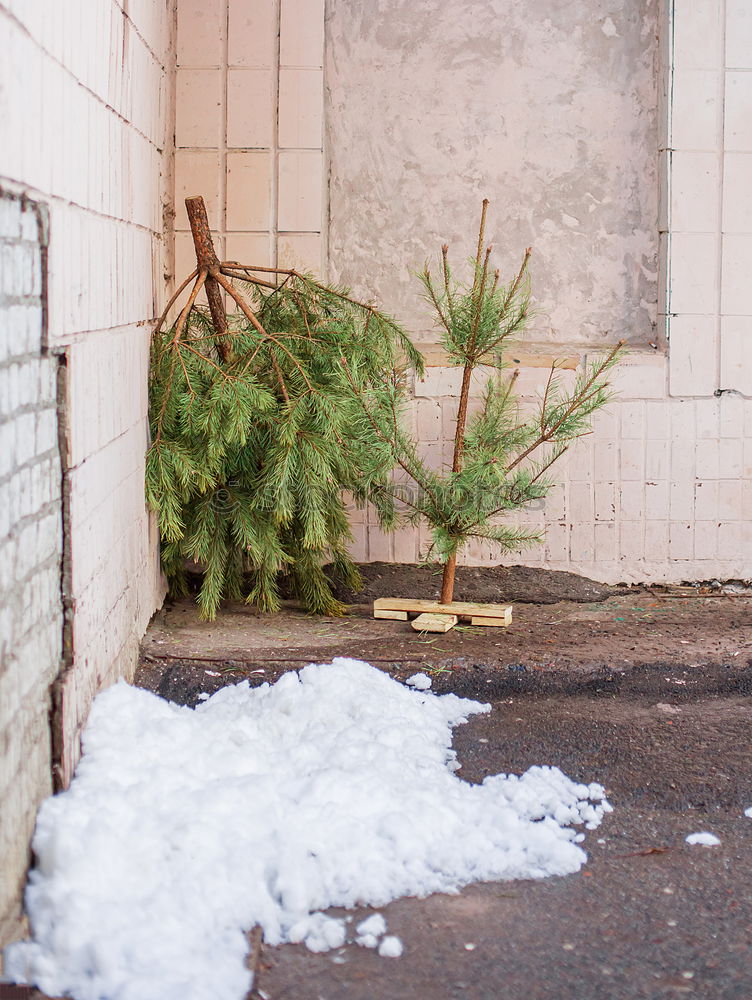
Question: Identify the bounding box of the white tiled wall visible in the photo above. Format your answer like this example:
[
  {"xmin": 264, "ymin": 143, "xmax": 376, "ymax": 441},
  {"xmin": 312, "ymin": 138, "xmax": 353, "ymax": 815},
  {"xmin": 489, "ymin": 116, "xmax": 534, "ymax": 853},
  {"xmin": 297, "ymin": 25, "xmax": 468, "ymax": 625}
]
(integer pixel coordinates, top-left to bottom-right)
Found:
[
  {"xmin": 0, "ymin": 0, "xmax": 171, "ymax": 807},
  {"xmin": 666, "ymin": 0, "xmax": 752, "ymax": 398},
  {"xmin": 174, "ymin": 0, "xmax": 326, "ymax": 287},
  {"xmin": 348, "ymin": 355, "xmax": 752, "ymax": 584},
  {"xmin": 173, "ymin": 0, "xmax": 751, "ymax": 586}
]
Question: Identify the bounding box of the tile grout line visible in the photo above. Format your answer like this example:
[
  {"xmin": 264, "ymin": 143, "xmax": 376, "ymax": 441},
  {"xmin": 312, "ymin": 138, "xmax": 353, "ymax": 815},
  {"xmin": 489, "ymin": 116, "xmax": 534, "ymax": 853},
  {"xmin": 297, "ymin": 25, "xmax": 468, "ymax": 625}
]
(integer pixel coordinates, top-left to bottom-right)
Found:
[
  {"xmin": 714, "ymin": 0, "xmax": 727, "ymax": 393},
  {"xmin": 272, "ymin": 0, "xmax": 282, "ymax": 268},
  {"xmin": 219, "ymin": 0, "xmax": 229, "ymax": 261}
]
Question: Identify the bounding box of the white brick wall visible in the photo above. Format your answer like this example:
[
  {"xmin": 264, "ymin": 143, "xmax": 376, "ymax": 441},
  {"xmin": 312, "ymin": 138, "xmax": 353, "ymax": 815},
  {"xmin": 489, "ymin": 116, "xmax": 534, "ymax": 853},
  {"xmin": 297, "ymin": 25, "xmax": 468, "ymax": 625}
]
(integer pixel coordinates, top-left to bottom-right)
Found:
[
  {"xmin": 0, "ymin": 193, "xmax": 62, "ymax": 949},
  {"xmin": 0, "ymin": 0, "xmax": 172, "ymax": 948}
]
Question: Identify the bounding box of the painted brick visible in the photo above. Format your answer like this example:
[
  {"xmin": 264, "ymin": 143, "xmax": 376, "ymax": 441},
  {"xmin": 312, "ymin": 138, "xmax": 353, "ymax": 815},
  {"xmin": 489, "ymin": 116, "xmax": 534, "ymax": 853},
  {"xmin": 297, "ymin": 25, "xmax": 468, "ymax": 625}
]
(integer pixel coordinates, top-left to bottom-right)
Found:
[
  {"xmin": 717, "ymin": 521, "xmax": 743, "ymax": 559},
  {"xmin": 645, "ymin": 440, "xmax": 670, "ymax": 480},
  {"xmin": 618, "ymin": 521, "xmax": 644, "ymax": 562},
  {"xmin": 227, "ymin": 69, "xmax": 275, "ymax": 148},
  {"xmin": 175, "ymin": 69, "xmax": 222, "ymax": 148},
  {"xmin": 544, "ymin": 522, "xmax": 569, "ymax": 563},
  {"xmin": 644, "ymin": 521, "xmax": 669, "ymax": 562},
  {"xmin": 177, "ymin": 0, "xmax": 224, "ymax": 67},
  {"xmin": 718, "ymin": 481, "xmax": 743, "ymax": 520},
  {"xmin": 228, "ymin": 0, "xmax": 277, "ymax": 68},
  {"xmin": 645, "ymin": 481, "xmax": 669, "ymax": 519},
  {"xmin": 416, "ymin": 400, "xmax": 442, "ymax": 442},
  {"xmin": 278, "ymin": 151, "xmax": 324, "ymax": 232},
  {"xmin": 277, "ymin": 234, "xmax": 322, "ymax": 273},
  {"xmin": 280, "ymin": 0, "xmax": 325, "ymax": 68},
  {"xmin": 694, "ymin": 481, "xmax": 719, "ymax": 520},
  {"xmin": 670, "ymin": 478, "xmax": 695, "ymax": 521},
  {"xmin": 696, "ymin": 439, "xmax": 720, "ymax": 479},
  {"xmin": 594, "ymin": 522, "xmax": 618, "ymax": 563},
  {"xmin": 719, "ymin": 438, "xmax": 744, "ymax": 478},
  {"xmin": 693, "ymin": 521, "xmax": 718, "ymax": 560},
  {"xmin": 226, "ymin": 152, "xmax": 273, "ymax": 231},
  {"xmin": 569, "ymin": 481, "xmax": 593, "ymax": 521},
  {"xmin": 619, "ymin": 440, "xmax": 645, "ymax": 481},
  {"xmin": 593, "ymin": 482, "xmax": 616, "ymax": 521},
  {"xmin": 669, "ymin": 522, "xmax": 694, "ymax": 560},
  {"xmin": 619, "ymin": 482, "xmax": 645, "ymax": 520},
  {"xmin": 279, "ymin": 69, "xmax": 324, "ymax": 149}
]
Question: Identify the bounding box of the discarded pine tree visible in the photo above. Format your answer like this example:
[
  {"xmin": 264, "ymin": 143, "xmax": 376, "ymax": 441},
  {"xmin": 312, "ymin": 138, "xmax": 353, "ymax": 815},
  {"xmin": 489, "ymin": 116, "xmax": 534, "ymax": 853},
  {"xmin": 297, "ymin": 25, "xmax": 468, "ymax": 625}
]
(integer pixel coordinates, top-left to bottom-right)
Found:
[
  {"xmin": 146, "ymin": 196, "xmax": 420, "ymax": 618},
  {"xmin": 344, "ymin": 200, "xmax": 622, "ymax": 606}
]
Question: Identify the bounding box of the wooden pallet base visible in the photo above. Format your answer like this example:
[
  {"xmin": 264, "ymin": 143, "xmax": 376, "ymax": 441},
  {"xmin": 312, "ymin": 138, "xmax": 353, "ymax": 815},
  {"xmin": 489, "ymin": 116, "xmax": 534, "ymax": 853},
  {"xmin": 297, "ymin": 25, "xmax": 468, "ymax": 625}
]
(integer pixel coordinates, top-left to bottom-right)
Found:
[
  {"xmin": 373, "ymin": 597, "xmax": 512, "ymax": 630},
  {"xmin": 411, "ymin": 612, "xmax": 458, "ymax": 633},
  {"xmin": 373, "ymin": 608, "xmax": 409, "ymax": 620}
]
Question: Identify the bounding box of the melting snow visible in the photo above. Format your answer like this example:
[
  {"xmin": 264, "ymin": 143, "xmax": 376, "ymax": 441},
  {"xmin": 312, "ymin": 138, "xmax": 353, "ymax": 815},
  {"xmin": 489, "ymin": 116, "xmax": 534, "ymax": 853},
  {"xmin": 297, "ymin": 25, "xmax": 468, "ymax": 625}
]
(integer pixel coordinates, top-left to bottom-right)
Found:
[
  {"xmin": 5, "ymin": 657, "xmax": 611, "ymax": 1000},
  {"xmin": 377, "ymin": 935, "xmax": 404, "ymax": 958},
  {"xmin": 685, "ymin": 832, "xmax": 721, "ymax": 846}
]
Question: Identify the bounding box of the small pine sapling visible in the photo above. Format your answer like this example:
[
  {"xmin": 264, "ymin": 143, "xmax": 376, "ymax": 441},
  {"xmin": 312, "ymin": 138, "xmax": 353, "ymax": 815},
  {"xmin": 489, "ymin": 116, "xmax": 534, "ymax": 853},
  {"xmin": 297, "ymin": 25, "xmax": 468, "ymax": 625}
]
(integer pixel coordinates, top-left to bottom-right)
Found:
[{"xmin": 345, "ymin": 200, "xmax": 622, "ymax": 605}]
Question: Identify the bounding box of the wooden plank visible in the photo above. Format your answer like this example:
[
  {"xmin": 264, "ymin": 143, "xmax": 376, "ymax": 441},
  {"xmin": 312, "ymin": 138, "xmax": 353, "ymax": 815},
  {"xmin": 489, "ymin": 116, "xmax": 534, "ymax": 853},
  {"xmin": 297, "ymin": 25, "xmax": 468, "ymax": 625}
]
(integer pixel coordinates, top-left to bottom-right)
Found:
[
  {"xmin": 411, "ymin": 613, "xmax": 458, "ymax": 633},
  {"xmin": 470, "ymin": 614, "xmax": 511, "ymax": 627},
  {"xmin": 374, "ymin": 608, "xmax": 409, "ymax": 620},
  {"xmin": 374, "ymin": 597, "xmax": 512, "ymax": 621}
]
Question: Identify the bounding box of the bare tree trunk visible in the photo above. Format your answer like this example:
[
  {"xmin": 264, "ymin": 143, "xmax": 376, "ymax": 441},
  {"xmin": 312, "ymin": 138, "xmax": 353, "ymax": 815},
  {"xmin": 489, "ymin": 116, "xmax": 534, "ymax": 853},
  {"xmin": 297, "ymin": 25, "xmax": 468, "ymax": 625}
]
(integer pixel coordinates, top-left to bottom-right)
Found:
[
  {"xmin": 440, "ymin": 554, "xmax": 456, "ymax": 605},
  {"xmin": 439, "ymin": 361, "xmax": 473, "ymax": 604},
  {"xmin": 184, "ymin": 195, "xmax": 231, "ymax": 361}
]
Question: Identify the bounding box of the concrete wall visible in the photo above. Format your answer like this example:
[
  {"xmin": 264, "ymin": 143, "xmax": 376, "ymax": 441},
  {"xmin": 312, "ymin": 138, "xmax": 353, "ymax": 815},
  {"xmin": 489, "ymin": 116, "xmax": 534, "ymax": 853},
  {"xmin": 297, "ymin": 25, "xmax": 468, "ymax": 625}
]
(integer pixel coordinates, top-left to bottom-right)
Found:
[
  {"xmin": 326, "ymin": 0, "xmax": 659, "ymax": 350},
  {"xmin": 0, "ymin": 0, "xmax": 172, "ymax": 946}
]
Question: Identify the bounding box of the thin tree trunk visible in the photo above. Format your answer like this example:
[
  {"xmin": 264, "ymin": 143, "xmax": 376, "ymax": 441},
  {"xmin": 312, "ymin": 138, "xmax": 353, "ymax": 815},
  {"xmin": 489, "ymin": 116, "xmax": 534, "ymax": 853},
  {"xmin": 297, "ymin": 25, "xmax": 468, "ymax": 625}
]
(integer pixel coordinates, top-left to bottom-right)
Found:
[
  {"xmin": 184, "ymin": 195, "xmax": 231, "ymax": 361},
  {"xmin": 440, "ymin": 553, "xmax": 456, "ymax": 605},
  {"xmin": 440, "ymin": 361, "xmax": 474, "ymax": 604}
]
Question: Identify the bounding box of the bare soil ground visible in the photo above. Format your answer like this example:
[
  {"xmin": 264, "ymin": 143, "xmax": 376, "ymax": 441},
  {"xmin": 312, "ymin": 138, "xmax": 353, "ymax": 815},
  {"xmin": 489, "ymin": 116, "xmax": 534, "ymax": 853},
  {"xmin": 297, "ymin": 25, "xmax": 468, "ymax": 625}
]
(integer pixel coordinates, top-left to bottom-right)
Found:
[{"xmin": 138, "ymin": 580, "xmax": 752, "ymax": 706}]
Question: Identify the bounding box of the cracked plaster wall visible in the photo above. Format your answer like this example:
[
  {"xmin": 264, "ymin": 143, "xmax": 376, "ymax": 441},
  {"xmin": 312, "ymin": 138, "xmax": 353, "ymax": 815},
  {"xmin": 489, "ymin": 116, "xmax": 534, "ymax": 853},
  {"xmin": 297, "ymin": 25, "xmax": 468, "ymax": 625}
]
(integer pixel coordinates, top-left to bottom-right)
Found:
[{"xmin": 326, "ymin": 0, "xmax": 659, "ymax": 349}]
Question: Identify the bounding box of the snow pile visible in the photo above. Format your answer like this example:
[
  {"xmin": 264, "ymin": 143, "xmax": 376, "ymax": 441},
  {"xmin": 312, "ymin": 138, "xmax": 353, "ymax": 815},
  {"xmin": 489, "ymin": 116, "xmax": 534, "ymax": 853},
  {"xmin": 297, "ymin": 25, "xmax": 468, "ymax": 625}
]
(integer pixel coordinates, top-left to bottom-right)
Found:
[
  {"xmin": 355, "ymin": 913, "xmax": 387, "ymax": 948},
  {"xmin": 405, "ymin": 672, "xmax": 432, "ymax": 690},
  {"xmin": 685, "ymin": 832, "xmax": 721, "ymax": 846},
  {"xmin": 353, "ymin": 912, "xmax": 401, "ymax": 955},
  {"xmin": 744, "ymin": 807, "xmax": 752, "ymax": 819},
  {"xmin": 5, "ymin": 657, "xmax": 611, "ymax": 1000}
]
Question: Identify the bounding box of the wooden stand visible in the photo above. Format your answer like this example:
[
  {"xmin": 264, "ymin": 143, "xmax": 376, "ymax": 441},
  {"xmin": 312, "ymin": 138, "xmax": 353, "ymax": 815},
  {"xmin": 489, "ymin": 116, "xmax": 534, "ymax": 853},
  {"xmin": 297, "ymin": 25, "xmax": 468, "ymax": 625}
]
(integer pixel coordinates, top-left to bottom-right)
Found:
[{"xmin": 373, "ymin": 598, "xmax": 512, "ymax": 632}]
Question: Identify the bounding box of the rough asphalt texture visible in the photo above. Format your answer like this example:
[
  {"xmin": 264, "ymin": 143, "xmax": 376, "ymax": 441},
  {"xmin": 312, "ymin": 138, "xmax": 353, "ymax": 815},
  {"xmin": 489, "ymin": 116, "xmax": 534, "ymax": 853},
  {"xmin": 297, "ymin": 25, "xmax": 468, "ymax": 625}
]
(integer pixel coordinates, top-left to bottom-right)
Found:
[
  {"xmin": 133, "ymin": 584, "xmax": 752, "ymax": 1000},
  {"xmin": 252, "ymin": 695, "xmax": 752, "ymax": 1000}
]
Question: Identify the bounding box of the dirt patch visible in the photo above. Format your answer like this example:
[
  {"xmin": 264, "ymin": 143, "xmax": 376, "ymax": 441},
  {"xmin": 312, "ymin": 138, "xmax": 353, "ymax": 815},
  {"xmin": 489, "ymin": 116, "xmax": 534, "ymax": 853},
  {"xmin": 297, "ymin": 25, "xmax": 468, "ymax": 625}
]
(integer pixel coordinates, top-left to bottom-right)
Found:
[
  {"xmin": 137, "ymin": 588, "xmax": 752, "ymax": 708},
  {"xmin": 326, "ymin": 562, "xmax": 629, "ymax": 605}
]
